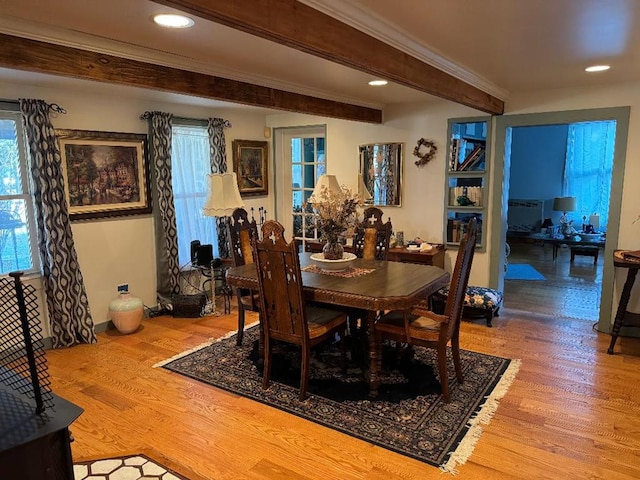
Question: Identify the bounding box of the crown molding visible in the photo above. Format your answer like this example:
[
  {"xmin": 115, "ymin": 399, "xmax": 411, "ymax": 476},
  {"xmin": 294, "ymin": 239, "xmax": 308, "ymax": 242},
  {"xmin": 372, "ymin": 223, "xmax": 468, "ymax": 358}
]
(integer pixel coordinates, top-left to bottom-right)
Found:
[{"xmin": 300, "ymin": 0, "xmax": 508, "ymax": 100}]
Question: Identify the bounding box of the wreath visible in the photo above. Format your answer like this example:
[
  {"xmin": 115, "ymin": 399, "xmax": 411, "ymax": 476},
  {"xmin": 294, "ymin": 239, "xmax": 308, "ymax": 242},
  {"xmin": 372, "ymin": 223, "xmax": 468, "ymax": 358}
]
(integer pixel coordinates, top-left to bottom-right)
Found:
[{"xmin": 412, "ymin": 138, "xmax": 437, "ymax": 167}]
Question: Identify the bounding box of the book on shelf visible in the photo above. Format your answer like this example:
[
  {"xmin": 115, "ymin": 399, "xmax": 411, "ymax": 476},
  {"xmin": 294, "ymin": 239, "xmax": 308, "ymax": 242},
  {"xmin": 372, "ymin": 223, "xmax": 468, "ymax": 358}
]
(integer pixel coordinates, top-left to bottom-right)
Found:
[{"xmin": 458, "ymin": 145, "xmax": 485, "ymax": 171}]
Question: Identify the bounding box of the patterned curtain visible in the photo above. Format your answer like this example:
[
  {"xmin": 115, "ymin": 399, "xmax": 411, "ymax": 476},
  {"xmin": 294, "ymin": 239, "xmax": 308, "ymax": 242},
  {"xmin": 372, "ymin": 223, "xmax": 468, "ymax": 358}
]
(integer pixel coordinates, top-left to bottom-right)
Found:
[
  {"xmin": 142, "ymin": 111, "xmax": 180, "ymax": 295},
  {"xmin": 19, "ymin": 99, "xmax": 96, "ymax": 347},
  {"xmin": 207, "ymin": 118, "xmax": 232, "ymax": 258}
]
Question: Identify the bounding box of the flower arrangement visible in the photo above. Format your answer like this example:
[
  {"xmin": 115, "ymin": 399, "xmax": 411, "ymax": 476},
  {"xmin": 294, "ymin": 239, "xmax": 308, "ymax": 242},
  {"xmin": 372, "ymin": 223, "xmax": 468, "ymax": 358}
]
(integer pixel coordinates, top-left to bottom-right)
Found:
[{"xmin": 306, "ymin": 180, "xmax": 361, "ymax": 259}]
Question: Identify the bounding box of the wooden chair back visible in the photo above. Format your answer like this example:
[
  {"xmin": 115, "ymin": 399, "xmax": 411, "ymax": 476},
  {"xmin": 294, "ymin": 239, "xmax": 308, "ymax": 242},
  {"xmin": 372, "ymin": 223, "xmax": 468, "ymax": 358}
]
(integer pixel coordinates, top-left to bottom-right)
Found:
[
  {"xmin": 443, "ymin": 217, "xmax": 478, "ymax": 339},
  {"xmin": 227, "ymin": 208, "xmax": 258, "ymax": 267},
  {"xmin": 353, "ymin": 207, "xmax": 392, "ymax": 260},
  {"xmin": 253, "ymin": 220, "xmax": 309, "ymax": 345}
]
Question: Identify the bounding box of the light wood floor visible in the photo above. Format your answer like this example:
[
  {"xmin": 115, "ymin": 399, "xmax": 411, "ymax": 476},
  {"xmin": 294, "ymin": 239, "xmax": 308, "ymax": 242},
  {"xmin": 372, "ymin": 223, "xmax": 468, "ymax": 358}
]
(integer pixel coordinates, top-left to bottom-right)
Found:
[
  {"xmin": 45, "ymin": 296, "xmax": 640, "ymax": 480},
  {"xmin": 504, "ymin": 242, "xmax": 603, "ymax": 321}
]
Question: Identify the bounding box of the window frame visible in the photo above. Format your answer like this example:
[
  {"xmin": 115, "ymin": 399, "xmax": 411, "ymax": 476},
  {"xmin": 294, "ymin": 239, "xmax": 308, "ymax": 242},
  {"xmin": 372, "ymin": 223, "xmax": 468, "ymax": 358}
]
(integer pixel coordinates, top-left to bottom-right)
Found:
[{"xmin": 0, "ymin": 108, "xmax": 40, "ymax": 276}]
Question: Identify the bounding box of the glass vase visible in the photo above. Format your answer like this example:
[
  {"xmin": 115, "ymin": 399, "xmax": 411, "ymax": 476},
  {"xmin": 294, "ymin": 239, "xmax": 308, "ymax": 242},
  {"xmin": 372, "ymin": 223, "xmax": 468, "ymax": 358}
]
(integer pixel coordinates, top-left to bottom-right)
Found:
[{"xmin": 323, "ymin": 238, "xmax": 344, "ymax": 260}]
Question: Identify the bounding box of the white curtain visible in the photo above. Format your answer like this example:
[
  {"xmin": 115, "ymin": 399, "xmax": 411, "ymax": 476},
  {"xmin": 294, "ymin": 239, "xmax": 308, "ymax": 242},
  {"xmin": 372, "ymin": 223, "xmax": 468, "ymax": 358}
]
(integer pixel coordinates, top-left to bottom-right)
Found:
[
  {"xmin": 563, "ymin": 121, "xmax": 616, "ymax": 230},
  {"xmin": 172, "ymin": 125, "xmax": 218, "ymax": 266}
]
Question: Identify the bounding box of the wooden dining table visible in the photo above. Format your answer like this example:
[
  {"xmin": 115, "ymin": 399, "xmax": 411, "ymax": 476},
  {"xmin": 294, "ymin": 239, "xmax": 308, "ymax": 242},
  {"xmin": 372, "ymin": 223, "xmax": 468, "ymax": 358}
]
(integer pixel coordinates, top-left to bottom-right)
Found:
[{"xmin": 226, "ymin": 252, "xmax": 450, "ymax": 397}]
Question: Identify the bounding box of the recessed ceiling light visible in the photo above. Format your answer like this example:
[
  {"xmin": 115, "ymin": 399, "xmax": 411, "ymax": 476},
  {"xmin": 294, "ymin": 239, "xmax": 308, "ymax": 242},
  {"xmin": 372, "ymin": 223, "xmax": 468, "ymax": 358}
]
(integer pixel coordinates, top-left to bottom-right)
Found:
[
  {"xmin": 153, "ymin": 14, "xmax": 195, "ymax": 28},
  {"xmin": 585, "ymin": 65, "xmax": 610, "ymax": 72},
  {"xmin": 368, "ymin": 80, "xmax": 388, "ymax": 86}
]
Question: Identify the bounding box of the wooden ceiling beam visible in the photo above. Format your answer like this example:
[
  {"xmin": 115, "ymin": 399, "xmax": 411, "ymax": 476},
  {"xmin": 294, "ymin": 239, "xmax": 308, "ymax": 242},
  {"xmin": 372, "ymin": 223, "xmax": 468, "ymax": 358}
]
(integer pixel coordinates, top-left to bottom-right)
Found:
[
  {"xmin": 0, "ymin": 33, "xmax": 382, "ymax": 124},
  {"xmin": 152, "ymin": 0, "xmax": 504, "ymax": 115}
]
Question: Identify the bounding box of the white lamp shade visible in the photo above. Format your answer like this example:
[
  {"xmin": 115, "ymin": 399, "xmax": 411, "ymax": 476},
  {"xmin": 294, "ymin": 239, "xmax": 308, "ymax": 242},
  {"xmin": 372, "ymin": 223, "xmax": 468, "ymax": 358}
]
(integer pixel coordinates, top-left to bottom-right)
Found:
[
  {"xmin": 202, "ymin": 172, "xmax": 244, "ymax": 217},
  {"xmin": 309, "ymin": 174, "xmax": 343, "ymax": 203},
  {"xmin": 553, "ymin": 196, "xmax": 577, "ymax": 213},
  {"xmin": 357, "ymin": 174, "xmax": 372, "ymax": 201}
]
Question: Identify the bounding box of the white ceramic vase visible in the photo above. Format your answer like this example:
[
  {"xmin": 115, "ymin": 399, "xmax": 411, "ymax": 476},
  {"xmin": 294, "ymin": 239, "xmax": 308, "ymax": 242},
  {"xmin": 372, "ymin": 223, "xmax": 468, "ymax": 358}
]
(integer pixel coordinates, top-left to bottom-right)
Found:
[{"xmin": 109, "ymin": 292, "xmax": 144, "ymax": 334}]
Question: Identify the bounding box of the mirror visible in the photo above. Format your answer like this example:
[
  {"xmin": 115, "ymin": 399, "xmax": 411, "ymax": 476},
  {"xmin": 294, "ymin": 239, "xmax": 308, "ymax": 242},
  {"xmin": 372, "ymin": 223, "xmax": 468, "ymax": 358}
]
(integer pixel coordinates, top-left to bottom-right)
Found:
[{"xmin": 359, "ymin": 142, "xmax": 403, "ymax": 207}]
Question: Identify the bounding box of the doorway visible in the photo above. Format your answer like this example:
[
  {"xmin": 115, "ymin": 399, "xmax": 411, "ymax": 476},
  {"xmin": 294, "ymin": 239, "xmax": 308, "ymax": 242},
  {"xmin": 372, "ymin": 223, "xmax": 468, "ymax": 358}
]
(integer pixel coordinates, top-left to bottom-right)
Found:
[
  {"xmin": 504, "ymin": 122, "xmax": 614, "ymax": 321},
  {"xmin": 273, "ymin": 125, "xmax": 326, "ymax": 244},
  {"xmin": 490, "ymin": 107, "xmax": 631, "ymax": 333}
]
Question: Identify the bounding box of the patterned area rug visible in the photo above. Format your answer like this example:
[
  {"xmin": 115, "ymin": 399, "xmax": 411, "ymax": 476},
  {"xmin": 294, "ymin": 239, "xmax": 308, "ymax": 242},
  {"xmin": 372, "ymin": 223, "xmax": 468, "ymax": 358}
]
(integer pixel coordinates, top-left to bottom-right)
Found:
[
  {"xmin": 74, "ymin": 453, "xmax": 189, "ymax": 479},
  {"xmin": 156, "ymin": 325, "xmax": 520, "ymax": 474}
]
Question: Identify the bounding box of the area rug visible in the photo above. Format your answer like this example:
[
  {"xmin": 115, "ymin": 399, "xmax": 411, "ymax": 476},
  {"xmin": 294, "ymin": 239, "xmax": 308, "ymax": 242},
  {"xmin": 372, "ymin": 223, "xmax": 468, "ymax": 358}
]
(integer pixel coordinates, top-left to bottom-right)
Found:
[
  {"xmin": 74, "ymin": 453, "xmax": 189, "ymax": 479},
  {"xmin": 505, "ymin": 263, "xmax": 546, "ymax": 280},
  {"xmin": 156, "ymin": 325, "xmax": 520, "ymax": 474}
]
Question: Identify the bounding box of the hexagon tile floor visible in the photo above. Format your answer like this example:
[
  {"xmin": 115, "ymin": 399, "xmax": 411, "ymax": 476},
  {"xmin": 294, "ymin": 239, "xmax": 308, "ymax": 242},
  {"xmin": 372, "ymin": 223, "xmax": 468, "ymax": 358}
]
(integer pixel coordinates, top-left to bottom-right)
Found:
[{"xmin": 74, "ymin": 453, "xmax": 189, "ymax": 480}]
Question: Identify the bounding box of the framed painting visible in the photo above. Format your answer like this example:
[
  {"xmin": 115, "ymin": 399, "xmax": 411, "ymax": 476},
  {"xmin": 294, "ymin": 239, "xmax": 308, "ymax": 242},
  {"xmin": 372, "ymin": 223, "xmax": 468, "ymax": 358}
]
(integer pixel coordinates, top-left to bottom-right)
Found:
[
  {"xmin": 232, "ymin": 139, "xmax": 268, "ymax": 196},
  {"xmin": 56, "ymin": 129, "xmax": 151, "ymax": 221}
]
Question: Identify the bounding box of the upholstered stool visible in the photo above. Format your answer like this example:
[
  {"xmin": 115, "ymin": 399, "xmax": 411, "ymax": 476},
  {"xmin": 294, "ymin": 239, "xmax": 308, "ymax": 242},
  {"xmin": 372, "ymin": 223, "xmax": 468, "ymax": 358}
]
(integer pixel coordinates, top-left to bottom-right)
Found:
[{"xmin": 431, "ymin": 286, "xmax": 503, "ymax": 327}]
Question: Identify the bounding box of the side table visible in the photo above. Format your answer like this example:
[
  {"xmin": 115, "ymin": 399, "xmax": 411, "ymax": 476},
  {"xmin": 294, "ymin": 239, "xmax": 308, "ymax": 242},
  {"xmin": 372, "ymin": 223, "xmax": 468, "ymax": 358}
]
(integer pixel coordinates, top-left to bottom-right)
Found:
[
  {"xmin": 608, "ymin": 250, "xmax": 640, "ymax": 354},
  {"xmin": 194, "ymin": 260, "xmax": 232, "ymax": 315}
]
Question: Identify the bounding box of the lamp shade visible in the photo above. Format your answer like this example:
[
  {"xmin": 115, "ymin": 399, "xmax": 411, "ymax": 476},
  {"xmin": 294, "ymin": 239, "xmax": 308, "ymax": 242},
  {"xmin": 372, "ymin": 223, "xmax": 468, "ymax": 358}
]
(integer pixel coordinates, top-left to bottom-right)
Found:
[
  {"xmin": 202, "ymin": 172, "xmax": 244, "ymax": 217},
  {"xmin": 308, "ymin": 174, "xmax": 343, "ymax": 203},
  {"xmin": 357, "ymin": 174, "xmax": 373, "ymax": 201},
  {"xmin": 553, "ymin": 196, "xmax": 576, "ymax": 213}
]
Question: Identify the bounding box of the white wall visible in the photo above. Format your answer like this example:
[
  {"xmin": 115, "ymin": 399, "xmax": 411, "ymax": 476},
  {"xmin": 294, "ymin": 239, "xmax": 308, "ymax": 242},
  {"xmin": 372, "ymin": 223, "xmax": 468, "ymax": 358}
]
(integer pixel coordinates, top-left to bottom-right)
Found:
[{"xmin": 0, "ymin": 78, "xmax": 272, "ymax": 332}]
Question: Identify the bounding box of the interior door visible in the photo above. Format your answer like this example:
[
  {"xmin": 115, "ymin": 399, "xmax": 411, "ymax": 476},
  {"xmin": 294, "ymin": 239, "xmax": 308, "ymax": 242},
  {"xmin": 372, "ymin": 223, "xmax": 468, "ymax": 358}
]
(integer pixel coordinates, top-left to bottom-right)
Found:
[{"xmin": 274, "ymin": 126, "xmax": 326, "ymax": 247}]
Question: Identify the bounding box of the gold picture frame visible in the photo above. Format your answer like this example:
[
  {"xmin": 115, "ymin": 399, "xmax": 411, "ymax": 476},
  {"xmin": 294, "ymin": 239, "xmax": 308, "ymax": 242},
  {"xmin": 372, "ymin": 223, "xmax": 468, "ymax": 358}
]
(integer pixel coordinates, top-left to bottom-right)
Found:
[
  {"xmin": 232, "ymin": 139, "xmax": 268, "ymax": 196},
  {"xmin": 57, "ymin": 129, "xmax": 151, "ymax": 221}
]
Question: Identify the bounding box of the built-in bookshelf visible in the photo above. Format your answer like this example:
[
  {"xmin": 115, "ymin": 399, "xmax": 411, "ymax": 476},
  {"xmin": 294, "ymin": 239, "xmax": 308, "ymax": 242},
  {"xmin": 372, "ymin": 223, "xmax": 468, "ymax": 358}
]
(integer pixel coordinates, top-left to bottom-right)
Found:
[{"xmin": 444, "ymin": 117, "xmax": 491, "ymax": 251}]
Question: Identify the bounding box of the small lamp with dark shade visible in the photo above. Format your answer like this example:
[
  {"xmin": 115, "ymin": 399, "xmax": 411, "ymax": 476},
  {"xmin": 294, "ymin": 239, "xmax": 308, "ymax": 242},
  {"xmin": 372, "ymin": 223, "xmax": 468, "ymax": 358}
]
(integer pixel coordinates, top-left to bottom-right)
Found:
[{"xmin": 553, "ymin": 196, "xmax": 576, "ymax": 225}]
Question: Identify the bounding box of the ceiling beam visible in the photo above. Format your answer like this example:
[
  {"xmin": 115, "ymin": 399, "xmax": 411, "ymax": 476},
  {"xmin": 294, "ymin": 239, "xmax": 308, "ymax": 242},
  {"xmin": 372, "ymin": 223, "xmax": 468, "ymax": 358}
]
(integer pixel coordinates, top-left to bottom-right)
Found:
[
  {"xmin": 152, "ymin": 0, "xmax": 504, "ymax": 115},
  {"xmin": 0, "ymin": 33, "xmax": 382, "ymax": 124}
]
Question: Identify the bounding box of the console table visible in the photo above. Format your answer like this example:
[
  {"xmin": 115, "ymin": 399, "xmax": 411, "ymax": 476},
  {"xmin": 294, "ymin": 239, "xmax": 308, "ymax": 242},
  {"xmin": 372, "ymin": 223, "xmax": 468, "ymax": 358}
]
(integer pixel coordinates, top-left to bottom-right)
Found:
[{"xmin": 304, "ymin": 241, "xmax": 445, "ymax": 268}]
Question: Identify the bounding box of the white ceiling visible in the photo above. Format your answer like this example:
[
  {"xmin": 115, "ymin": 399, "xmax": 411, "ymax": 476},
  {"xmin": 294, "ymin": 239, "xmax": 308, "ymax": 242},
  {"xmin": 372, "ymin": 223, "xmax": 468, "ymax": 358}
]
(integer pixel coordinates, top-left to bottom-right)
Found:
[{"xmin": 1, "ymin": 0, "xmax": 639, "ymax": 112}]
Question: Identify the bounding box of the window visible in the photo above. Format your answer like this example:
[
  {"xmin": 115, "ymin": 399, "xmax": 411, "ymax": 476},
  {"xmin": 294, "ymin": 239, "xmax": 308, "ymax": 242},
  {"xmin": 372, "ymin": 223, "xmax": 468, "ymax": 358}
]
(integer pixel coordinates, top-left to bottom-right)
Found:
[
  {"xmin": 171, "ymin": 124, "xmax": 218, "ymax": 267},
  {"xmin": 291, "ymin": 136, "xmax": 325, "ymax": 242},
  {"xmin": 564, "ymin": 120, "xmax": 616, "ymax": 229},
  {"xmin": 0, "ymin": 111, "xmax": 39, "ymax": 275}
]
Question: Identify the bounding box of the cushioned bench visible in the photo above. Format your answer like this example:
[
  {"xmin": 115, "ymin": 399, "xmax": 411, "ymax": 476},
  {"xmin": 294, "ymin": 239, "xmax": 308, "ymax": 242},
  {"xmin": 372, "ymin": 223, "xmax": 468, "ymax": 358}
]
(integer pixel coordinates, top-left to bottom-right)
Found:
[{"xmin": 431, "ymin": 286, "xmax": 503, "ymax": 327}]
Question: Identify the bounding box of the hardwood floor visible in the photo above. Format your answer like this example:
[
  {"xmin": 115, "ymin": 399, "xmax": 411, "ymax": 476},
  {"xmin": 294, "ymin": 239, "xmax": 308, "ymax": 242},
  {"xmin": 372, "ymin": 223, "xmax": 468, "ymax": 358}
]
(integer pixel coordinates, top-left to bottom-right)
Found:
[
  {"xmin": 504, "ymin": 241, "xmax": 603, "ymax": 321},
  {"xmin": 44, "ymin": 296, "xmax": 640, "ymax": 480}
]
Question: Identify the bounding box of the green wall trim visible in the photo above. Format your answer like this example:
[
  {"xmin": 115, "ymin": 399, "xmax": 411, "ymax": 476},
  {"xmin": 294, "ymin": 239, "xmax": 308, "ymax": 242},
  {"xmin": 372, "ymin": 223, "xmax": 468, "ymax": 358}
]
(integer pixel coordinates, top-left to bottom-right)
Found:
[{"xmin": 490, "ymin": 107, "xmax": 631, "ymax": 334}]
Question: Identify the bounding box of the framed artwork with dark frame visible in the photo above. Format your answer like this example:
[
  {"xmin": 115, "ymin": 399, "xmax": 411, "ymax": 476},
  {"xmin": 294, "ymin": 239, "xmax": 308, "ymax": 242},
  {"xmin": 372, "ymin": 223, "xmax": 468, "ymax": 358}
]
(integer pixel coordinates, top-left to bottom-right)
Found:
[
  {"xmin": 232, "ymin": 139, "xmax": 268, "ymax": 196},
  {"xmin": 56, "ymin": 129, "xmax": 151, "ymax": 221}
]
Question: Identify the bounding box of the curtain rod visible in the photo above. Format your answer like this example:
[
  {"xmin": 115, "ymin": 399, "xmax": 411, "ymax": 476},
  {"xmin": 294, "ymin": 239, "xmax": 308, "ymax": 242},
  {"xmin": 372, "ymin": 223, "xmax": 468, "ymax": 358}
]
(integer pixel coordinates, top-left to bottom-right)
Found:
[{"xmin": 1, "ymin": 99, "xmax": 66, "ymax": 113}]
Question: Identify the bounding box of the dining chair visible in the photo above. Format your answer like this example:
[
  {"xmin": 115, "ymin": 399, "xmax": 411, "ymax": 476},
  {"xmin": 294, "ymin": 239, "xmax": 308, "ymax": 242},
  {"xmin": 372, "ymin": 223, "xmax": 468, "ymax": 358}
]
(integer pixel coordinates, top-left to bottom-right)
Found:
[
  {"xmin": 349, "ymin": 206, "xmax": 393, "ymax": 336},
  {"xmin": 253, "ymin": 220, "xmax": 348, "ymax": 401},
  {"xmin": 227, "ymin": 207, "xmax": 260, "ymax": 346},
  {"xmin": 352, "ymin": 206, "xmax": 392, "ymax": 260},
  {"xmin": 375, "ymin": 217, "xmax": 478, "ymax": 402}
]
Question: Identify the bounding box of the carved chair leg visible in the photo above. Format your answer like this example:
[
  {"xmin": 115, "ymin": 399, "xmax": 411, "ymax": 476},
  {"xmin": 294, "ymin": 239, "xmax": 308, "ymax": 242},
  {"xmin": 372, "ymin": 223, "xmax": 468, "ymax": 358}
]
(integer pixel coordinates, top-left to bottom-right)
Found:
[
  {"xmin": 340, "ymin": 327, "xmax": 348, "ymax": 372},
  {"xmin": 437, "ymin": 343, "xmax": 450, "ymax": 403},
  {"xmin": 300, "ymin": 345, "xmax": 310, "ymax": 401},
  {"xmin": 236, "ymin": 293, "xmax": 245, "ymax": 346},
  {"xmin": 262, "ymin": 336, "xmax": 272, "ymax": 391}
]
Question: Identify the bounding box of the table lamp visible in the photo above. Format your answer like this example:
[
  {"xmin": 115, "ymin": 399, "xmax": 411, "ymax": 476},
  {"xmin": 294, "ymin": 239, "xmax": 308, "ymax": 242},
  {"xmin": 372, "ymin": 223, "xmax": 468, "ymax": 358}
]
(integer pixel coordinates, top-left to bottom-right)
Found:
[
  {"xmin": 553, "ymin": 197, "xmax": 576, "ymax": 224},
  {"xmin": 202, "ymin": 172, "xmax": 244, "ymax": 314},
  {"xmin": 553, "ymin": 196, "xmax": 577, "ymax": 237},
  {"xmin": 308, "ymin": 174, "xmax": 343, "ymax": 204}
]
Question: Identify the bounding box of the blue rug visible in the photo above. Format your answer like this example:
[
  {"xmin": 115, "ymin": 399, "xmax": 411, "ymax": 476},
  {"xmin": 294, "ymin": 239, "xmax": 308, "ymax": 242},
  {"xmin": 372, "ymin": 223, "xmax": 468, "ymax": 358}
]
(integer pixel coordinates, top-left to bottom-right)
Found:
[{"xmin": 505, "ymin": 263, "xmax": 546, "ymax": 280}]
